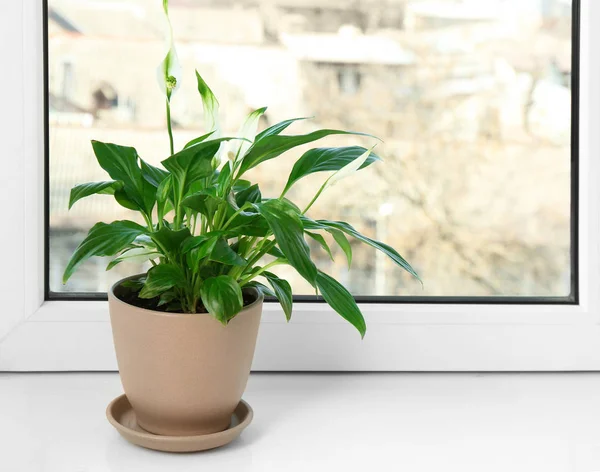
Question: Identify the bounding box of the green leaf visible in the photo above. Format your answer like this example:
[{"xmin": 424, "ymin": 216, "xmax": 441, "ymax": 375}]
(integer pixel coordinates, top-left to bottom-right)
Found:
[
  {"xmin": 246, "ymin": 281, "xmax": 276, "ymax": 298},
  {"xmin": 254, "ymin": 116, "xmax": 311, "ymax": 141},
  {"xmin": 238, "ymin": 129, "xmax": 378, "ymax": 176},
  {"xmin": 113, "ymin": 188, "xmax": 140, "ymax": 211},
  {"xmin": 158, "ymin": 290, "xmax": 177, "ymax": 307},
  {"xmin": 157, "ymin": 175, "xmax": 173, "ymax": 202},
  {"xmin": 216, "ymin": 161, "xmax": 232, "ymax": 195},
  {"xmin": 161, "ymin": 139, "xmax": 226, "ymax": 202},
  {"xmin": 210, "ymin": 238, "xmax": 246, "ymax": 266},
  {"xmin": 181, "ymin": 187, "xmax": 222, "ymax": 217},
  {"xmin": 233, "ymin": 179, "xmax": 252, "ymax": 192},
  {"xmin": 150, "ymin": 226, "xmax": 191, "ymax": 259},
  {"xmin": 182, "ymin": 233, "xmax": 216, "ymax": 254},
  {"xmin": 139, "ymin": 264, "xmax": 186, "ymax": 299},
  {"xmin": 227, "ymin": 212, "xmax": 271, "ymax": 237},
  {"xmin": 68, "ymin": 181, "xmax": 123, "ymax": 209},
  {"xmin": 283, "ymin": 146, "xmax": 380, "ymax": 195},
  {"xmin": 106, "ymin": 247, "xmax": 159, "ymax": 271},
  {"xmin": 91, "ymin": 141, "xmax": 155, "ymax": 214},
  {"xmin": 323, "ymin": 146, "xmax": 376, "ymax": 190},
  {"xmin": 262, "ymin": 271, "xmax": 293, "ymax": 321},
  {"xmin": 235, "ymin": 184, "xmax": 261, "ymax": 207},
  {"xmin": 306, "ymin": 231, "xmax": 334, "ymax": 261},
  {"xmin": 186, "ymin": 238, "xmax": 218, "ymax": 272},
  {"xmin": 184, "ymin": 130, "xmax": 215, "ymax": 149},
  {"xmin": 140, "ymin": 159, "xmax": 169, "ymax": 187},
  {"xmin": 329, "ymin": 229, "xmax": 352, "ymax": 267},
  {"xmin": 200, "ymin": 275, "xmax": 244, "ymax": 324},
  {"xmin": 303, "ymin": 217, "xmax": 420, "ymax": 282},
  {"xmin": 254, "ymin": 200, "xmax": 317, "ymax": 286},
  {"xmin": 182, "ymin": 232, "xmax": 228, "ymax": 271},
  {"xmin": 156, "ymin": 175, "xmax": 173, "ymax": 222},
  {"xmin": 316, "ymin": 270, "xmax": 366, "ymax": 338},
  {"xmin": 267, "ymin": 245, "xmax": 285, "ymax": 259},
  {"xmin": 121, "ymin": 277, "xmax": 145, "ymax": 292},
  {"xmin": 63, "ymin": 220, "xmax": 147, "ymax": 283}
]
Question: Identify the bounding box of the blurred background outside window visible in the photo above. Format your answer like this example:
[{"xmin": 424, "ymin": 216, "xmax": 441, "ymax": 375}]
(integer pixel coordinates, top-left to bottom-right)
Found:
[{"xmin": 48, "ymin": 0, "xmax": 573, "ymax": 297}]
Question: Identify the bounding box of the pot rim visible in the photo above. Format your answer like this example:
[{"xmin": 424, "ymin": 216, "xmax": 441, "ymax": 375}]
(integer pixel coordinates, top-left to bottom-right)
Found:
[{"xmin": 108, "ymin": 273, "xmax": 264, "ymax": 319}]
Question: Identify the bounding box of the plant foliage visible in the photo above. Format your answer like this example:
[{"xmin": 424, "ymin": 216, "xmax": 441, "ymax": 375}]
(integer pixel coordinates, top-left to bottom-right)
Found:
[{"xmin": 63, "ymin": 0, "xmax": 420, "ymax": 337}]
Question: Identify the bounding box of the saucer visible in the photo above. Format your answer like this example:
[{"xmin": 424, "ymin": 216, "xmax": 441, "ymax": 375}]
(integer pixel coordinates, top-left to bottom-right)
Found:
[{"xmin": 106, "ymin": 394, "xmax": 253, "ymax": 452}]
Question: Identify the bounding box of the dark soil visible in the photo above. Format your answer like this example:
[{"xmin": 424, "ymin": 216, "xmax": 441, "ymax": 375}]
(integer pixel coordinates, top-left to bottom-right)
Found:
[{"xmin": 114, "ymin": 277, "xmax": 259, "ymax": 314}]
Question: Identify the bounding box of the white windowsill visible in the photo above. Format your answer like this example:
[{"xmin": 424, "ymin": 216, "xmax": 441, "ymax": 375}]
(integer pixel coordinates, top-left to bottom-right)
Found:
[{"xmin": 3, "ymin": 372, "xmax": 600, "ymax": 471}]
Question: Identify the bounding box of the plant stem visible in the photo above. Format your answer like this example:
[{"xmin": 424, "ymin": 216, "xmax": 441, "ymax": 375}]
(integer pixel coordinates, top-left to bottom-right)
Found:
[
  {"xmin": 239, "ymin": 260, "xmax": 285, "ymax": 286},
  {"xmin": 142, "ymin": 212, "xmax": 153, "ymax": 231},
  {"xmin": 166, "ymin": 98, "xmax": 174, "ymax": 156},
  {"xmin": 231, "ymin": 238, "xmax": 275, "ymax": 280},
  {"xmin": 220, "ymin": 203, "xmax": 249, "ymax": 230},
  {"xmin": 302, "ymin": 185, "xmax": 325, "ymax": 214}
]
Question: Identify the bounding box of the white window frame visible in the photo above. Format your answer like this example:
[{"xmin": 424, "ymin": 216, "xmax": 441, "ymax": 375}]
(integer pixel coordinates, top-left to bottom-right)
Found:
[{"xmin": 1, "ymin": 0, "xmax": 597, "ymax": 372}]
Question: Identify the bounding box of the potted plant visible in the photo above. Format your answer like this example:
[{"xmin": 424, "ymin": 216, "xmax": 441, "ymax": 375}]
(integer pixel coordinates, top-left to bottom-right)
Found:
[{"xmin": 63, "ymin": 0, "xmax": 419, "ymax": 447}]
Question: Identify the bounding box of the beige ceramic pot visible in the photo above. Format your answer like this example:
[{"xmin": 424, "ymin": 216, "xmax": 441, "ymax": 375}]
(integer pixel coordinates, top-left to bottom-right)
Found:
[{"xmin": 108, "ymin": 275, "xmax": 263, "ymax": 436}]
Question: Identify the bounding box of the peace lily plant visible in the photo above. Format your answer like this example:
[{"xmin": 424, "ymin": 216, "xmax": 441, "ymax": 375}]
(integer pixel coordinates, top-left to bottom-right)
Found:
[
  {"xmin": 64, "ymin": 0, "xmax": 422, "ymax": 447},
  {"xmin": 63, "ymin": 0, "xmax": 420, "ymax": 340}
]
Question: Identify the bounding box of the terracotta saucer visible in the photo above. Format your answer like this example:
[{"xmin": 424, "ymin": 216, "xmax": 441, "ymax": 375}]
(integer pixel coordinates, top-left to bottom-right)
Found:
[{"xmin": 106, "ymin": 394, "xmax": 253, "ymax": 452}]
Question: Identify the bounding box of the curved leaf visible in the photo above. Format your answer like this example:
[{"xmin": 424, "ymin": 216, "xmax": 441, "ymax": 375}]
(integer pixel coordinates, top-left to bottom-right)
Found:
[
  {"xmin": 254, "ymin": 200, "xmax": 317, "ymax": 286},
  {"xmin": 325, "ymin": 146, "xmax": 375, "ymax": 189},
  {"xmin": 283, "ymin": 146, "xmax": 380, "ymax": 195},
  {"xmin": 158, "ymin": 290, "xmax": 178, "ymax": 307},
  {"xmin": 233, "ymin": 179, "xmax": 252, "ymax": 192},
  {"xmin": 106, "ymin": 247, "xmax": 160, "ymax": 271},
  {"xmin": 91, "ymin": 141, "xmax": 155, "ymax": 214},
  {"xmin": 246, "ymin": 281, "xmax": 276, "ymax": 298},
  {"xmin": 114, "ymin": 188, "xmax": 140, "ymax": 211},
  {"xmin": 200, "ymin": 275, "xmax": 244, "ymax": 324},
  {"xmin": 210, "ymin": 238, "xmax": 246, "ymax": 266},
  {"xmin": 68, "ymin": 180, "xmax": 123, "ymax": 209},
  {"xmin": 238, "ymin": 129, "xmax": 378, "ymax": 176},
  {"xmin": 316, "ymin": 270, "xmax": 366, "ymax": 338},
  {"xmin": 181, "ymin": 233, "xmax": 220, "ymax": 254},
  {"xmin": 235, "ymin": 184, "xmax": 261, "ymax": 207},
  {"xmin": 121, "ymin": 277, "xmax": 145, "ymax": 292},
  {"xmin": 267, "ymin": 245, "xmax": 285, "ymax": 259},
  {"xmin": 306, "ymin": 231, "xmax": 334, "ymax": 261},
  {"xmin": 184, "ymin": 131, "xmax": 215, "ymax": 150},
  {"xmin": 228, "ymin": 212, "xmax": 271, "ymax": 236},
  {"xmin": 161, "ymin": 138, "xmax": 226, "ymax": 201},
  {"xmin": 186, "ymin": 237, "xmax": 218, "ymax": 272},
  {"xmin": 139, "ymin": 264, "xmax": 186, "ymax": 299},
  {"xmin": 329, "ymin": 229, "xmax": 352, "ymax": 267},
  {"xmin": 140, "ymin": 160, "xmax": 169, "ymax": 187},
  {"xmin": 255, "ymin": 116, "xmax": 311, "ymax": 141},
  {"xmin": 181, "ymin": 188, "xmax": 222, "ymax": 217},
  {"xmin": 156, "ymin": 174, "xmax": 173, "ymax": 222},
  {"xmin": 150, "ymin": 226, "xmax": 191, "ymax": 259},
  {"xmin": 63, "ymin": 220, "xmax": 147, "ymax": 283},
  {"xmin": 302, "ymin": 217, "xmax": 420, "ymax": 283},
  {"xmin": 263, "ymin": 271, "xmax": 293, "ymax": 321},
  {"xmin": 217, "ymin": 161, "xmax": 232, "ymax": 194}
]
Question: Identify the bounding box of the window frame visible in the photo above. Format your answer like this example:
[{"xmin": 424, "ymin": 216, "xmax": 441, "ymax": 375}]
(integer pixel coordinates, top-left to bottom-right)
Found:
[{"xmin": 1, "ymin": 0, "xmax": 597, "ymax": 371}]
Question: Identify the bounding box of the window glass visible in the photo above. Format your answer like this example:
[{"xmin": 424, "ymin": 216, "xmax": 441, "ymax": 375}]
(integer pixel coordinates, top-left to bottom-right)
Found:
[{"xmin": 48, "ymin": 0, "xmax": 574, "ymax": 298}]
